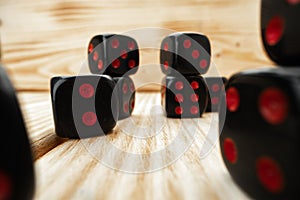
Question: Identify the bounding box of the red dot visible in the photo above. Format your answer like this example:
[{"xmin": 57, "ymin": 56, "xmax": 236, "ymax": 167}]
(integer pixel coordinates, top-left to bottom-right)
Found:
[
  {"xmin": 88, "ymin": 43, "xmax": 94, "ymax": 53},
  {"xmin": 79, "ymin": 83, "xmax": 95, "ymax": 99},
  {"xmin": 128, "ymin": 41, "xmax": 135, "ymax": 50},
  {"xmin": 163, "ymin": 42, "xmax": 169, "ymax": 51},
  {"xmin": 175, "ymin": 106, "xmax": 183, "ymax": 115},
  {"xmin": 112, "ymin": 59, "xmax": 120, "ymax": 69},
  {"xmin": 130, "ymin": 83, "xmax": 135, "ymax": 92},
  {"xmin": 123, "ymin": 83, "xmax": 128, "ymax": 94},
  {"xmin": 190, "ymin": 81, "xmax": 199, "ymax": 90},
  {"xmin": 0, "ymin": 171, "xmax": 12, "ymax": 200},
  {"xmin": 190, "ymin": 106, "xmax": 199, "ymax": 114},
  {"xmin": 111, "ymin": 38, "xmax": 119, "ymax": 48},
  {"xmin": 175, "ymin": 94, "xmax": 184, "ymax": 103},
  {"xmin": 212, "ymin": 84, "xmax": 220, "ymax": 92},
  {"xmin": 82, "ymin": 112, "xmax": 97, "ymax": 126},
  {"xmin": 163, "ymin": 61, "xmax": 169, "ymax": 70},
  {"xmin": 256, "ymin": 157, "xmax": 285, "ymax": 193},
  {"xmin": 226, "ymin": 87, "xmax": 240, "ymax": 112},
  {"xmin": 286, "ymin": 0, "xmax": 300, "ymax": 5},
  {"xmin": 211, "ymin": 97, "xmax": 219, "ymax": 105},
  {"xmin": 183, "ymin": 39, "xmax": 191, "ymax": 49},
  {"xmin": 259, "ymin": 88, "xmax": 289, "ymax": 125},
  {"xmin": 175, "ymin": 81, "xmax": 184, "ymax": 90},
  {"xmin": 98, "ymin": 60, "xmax": 103, "ymax": 70},
  {"xmin": 128, "ymin": 59, "xmax": 136, "ymax": 69},
  {"xmin": 120, "ymin": 50, "xmax": 128, "ymax": 59},
  {"xmin": 130, "ymin": 98, "xmax": 135, "ymax": 110},
  {"xmin": 192, "ymin": 50, "xmax": 200, "ymax": 59},
  {"xmin": 190, "ymin": 94, "xmax": 199, "ymax": 102},
  {"xmin": 200, "ymin": 59, "xmax": 208, "ymax": 69},
  {"xmin": 265, "ymin": 16, "xmax": 285, "ymax": 46},
  {"xmin": 93, "ymin": 51, "xmax": 99, "ymax": 61},
  {"xmin": 223, "ymin": 138, "xmax": 237, "ymax": 164},
  {"xmin": 123, "ymin": 102, "xmax": 129, "ymax": 113}
]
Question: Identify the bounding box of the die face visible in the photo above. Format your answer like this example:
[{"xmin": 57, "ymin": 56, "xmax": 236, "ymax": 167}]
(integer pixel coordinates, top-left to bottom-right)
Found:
[
  {"xmin": 88, "ymin": 35, "xmax": 109, "ymax": 74},
  {"xmin": 160, "ymin": 33, "xmax": 211, "ymax": 75},
  {"xmin": 162, "ymin": 76, "xmax": 208, "ymax": 118},
  {"xmin": 220, "ymin": 68, "xmax": 300, "ymax": 199},
  {"xmin": 113, "ymin": 76, "xmax": 136, "ymax": 120},
  {"xmin": 160, "ymin": 36, "xmax": 176, "ymax": 73},
  {"xmin": 261, "ymin": 0, "xmax": 300, "ymax": 65},
  {"xmin": 51, "ymin": 75, "xmax": 119, "ymax": 138},
  {"xmin": 0, "ymin": 66, "xmax": 35, "ymax": 200},
  {"xmin": 204, "ymin": 77, "xmax": 227, "ymax": 112},
  {"xmin": 88, "ymin": 34, "xmax": 139, "ymax": 76},
  {"xmin": 220, "ymin": 128, "xmax": 300, "ymax": 199},
  {"xmin": 222, "ymin": 68, "xmax": 300, "ymax": 135}
]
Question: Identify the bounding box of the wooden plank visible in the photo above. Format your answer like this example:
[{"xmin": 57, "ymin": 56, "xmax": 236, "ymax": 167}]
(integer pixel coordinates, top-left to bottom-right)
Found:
[
  {"xmin": 17, "ymin": 91, "xmax": 251, "ymax": 199},
  {"xmin": 18, "ymin": 92, "xmax": 66, "ymax": 160},
  {"xmin": 0, "ymin": 0, "xmax": 274, "ymax": 91}
]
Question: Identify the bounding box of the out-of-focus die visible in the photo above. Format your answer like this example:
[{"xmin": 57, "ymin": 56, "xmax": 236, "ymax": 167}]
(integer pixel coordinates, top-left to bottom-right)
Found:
[
  {"xmin": 0, "ymin": 65, "xmax": 35, "ymax": 200},
  {"xmin": 113, "ymin": 76, "xmax": 135, "ymax": 120},
  {"xmin": 204, "ymin": 76, "xmax": 227, "ymax": 112},
  {"xmin": 160, "ymin": 32, "xmax": 211, "ymax": 75},
  {"xmin": 88, "ymin": 34, "xmax": 139, "ymax": 76},
  {"xmin": 220, "ymin": 68, "xmax": 300, "ymax": 199},
  {"xmin": 51, "ymin": 75, "xmax": 119, "ymax": 138},
  {"xmin": 261, "ymin": 0, "xmax": 300, "ymax": 65},
  {"xmin": 161, "ymin": 75, "xmax": 208, "ymax": 118}
]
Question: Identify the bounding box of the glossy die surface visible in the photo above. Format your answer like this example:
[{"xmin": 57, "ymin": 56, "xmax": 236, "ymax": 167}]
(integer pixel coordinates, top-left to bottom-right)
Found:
[
  {"xmin": 88, "ymin": 34, "xmax": 139, "ymax": 76},
  {"xmin": 261, "ymin": 0, "xmax": 300, "ymax": 65},
  {"xmin": 161, "ymin": 76, "xmax": 208, "ymax": 118},
  {"xmin": 220, "ymin": 68, "xmax": 300, "ymax": 199},
  {"xmin": 51, "ymin": 75, "xmax": 119, "ymax": 138},
  {"xmin": 113, "ymin": 76, "xmax": 135, "ymax": 120},
  {"xmin": 160, "ymin": 33, "xmax": 211, "ymax": 75},
  {"xmin": 0, "ymin": 65, "xmax": 35, "ymax": 200},
  {"xmin": 205, "ymin": 77, "xmax": 227, "ymax": 112}
]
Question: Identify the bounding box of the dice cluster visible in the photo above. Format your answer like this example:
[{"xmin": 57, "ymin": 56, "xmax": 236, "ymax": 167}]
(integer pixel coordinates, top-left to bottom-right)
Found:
[
  {"xmin": 0, "ymin": 65, "xmax": 35, "ymax": 200},
  {"xmin": 51, "ymin": 34, "xmax": 138, "ymax": 138},
  {"xmin": 160, "ymin": 32, "xmax": 225, "ymax": 117},
  {"xmin": 87, "ymin": 34, "xmax": 137, "ymax": 120},
  {"xmin": 220, "ymin": 1, "xmax": 300, "ymax": 199}
]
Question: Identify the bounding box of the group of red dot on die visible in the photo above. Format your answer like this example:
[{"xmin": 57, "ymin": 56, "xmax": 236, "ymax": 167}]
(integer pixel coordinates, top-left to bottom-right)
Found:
[
  {"xmin": 210, "ymin": 83, "xmax": 223, "ymax": 106},
  {"xmin": 121, "ymin": 81, "xmax": 135, "ymax": 114},
  {"xmin": 88, "ymin": 38, "xmax": 137, "ymax": 70},
  {"xmin": 172, "ymin": 80, "xmax": 201, "ymax": 115},
  {"xmin": 223, "ymin": 86, "xmax": 289, "ymax": 193},
  {"xmin": 264, "ymin": 0, "xmax": 300, "ymax": 46},
  {"xmin": 78, "ymin": 83, "xmax": 98, "ymax": 127},
  {"xmin": 162, "ymin": 39, "xmax": 208, "ymax": 71}
]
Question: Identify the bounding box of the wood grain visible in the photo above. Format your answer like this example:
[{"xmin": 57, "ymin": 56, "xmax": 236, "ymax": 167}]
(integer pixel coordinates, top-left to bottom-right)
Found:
[
  {"xmin": 19, "ymin": 91, "xmax": 250, "ymax": 200},
  {"xmin": 0, "ymin": 0, "xmax": 275, "ymax": 91}
]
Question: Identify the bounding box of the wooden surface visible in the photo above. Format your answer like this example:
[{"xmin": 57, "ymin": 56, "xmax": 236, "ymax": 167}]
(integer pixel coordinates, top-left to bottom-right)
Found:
[
  {"xmin": 0, "ymin": 0, "xmax": 274, "ymax": 91},
  {"xmin": 19, "ymin": 92, "xmax": 250, "ymax": 200},
  {"xmin": 0, "ymin": 0, "xmax": 270, "ymax": 199}
]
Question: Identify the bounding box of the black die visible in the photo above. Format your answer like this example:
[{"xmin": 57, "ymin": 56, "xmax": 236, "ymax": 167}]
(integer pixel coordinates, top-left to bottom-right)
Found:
[
  {"xmin": 261, "ymin": 0, "xmax": 300, "ymax": 65},
  {"xmin": 160, "ymin": 33, "xmax": 211, "ymax": 75},
  {"xmin": 220, "ymin": 68, "xmax": 300, "ymax": 199},
  {"xmin": 113, "ymin": 76, "xmax": 135, "ymax": 120},
  {"xmin": 161, "ymin": 76, "xmax": 208, "ymax": 118},
  {"xmin": 0, "ymin": 65, "xmax": 34, "ymax": 200},
  {"xmin": 204, "ymin": 76, "xmax": 227, "ymax": 112},
  {"xmin": 88, "ymin": 34, "xmax": 139, "ymax": 76},
  {"xmin": 51, "ymin": 75, "xmax": 119, "ymax": 138}
]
